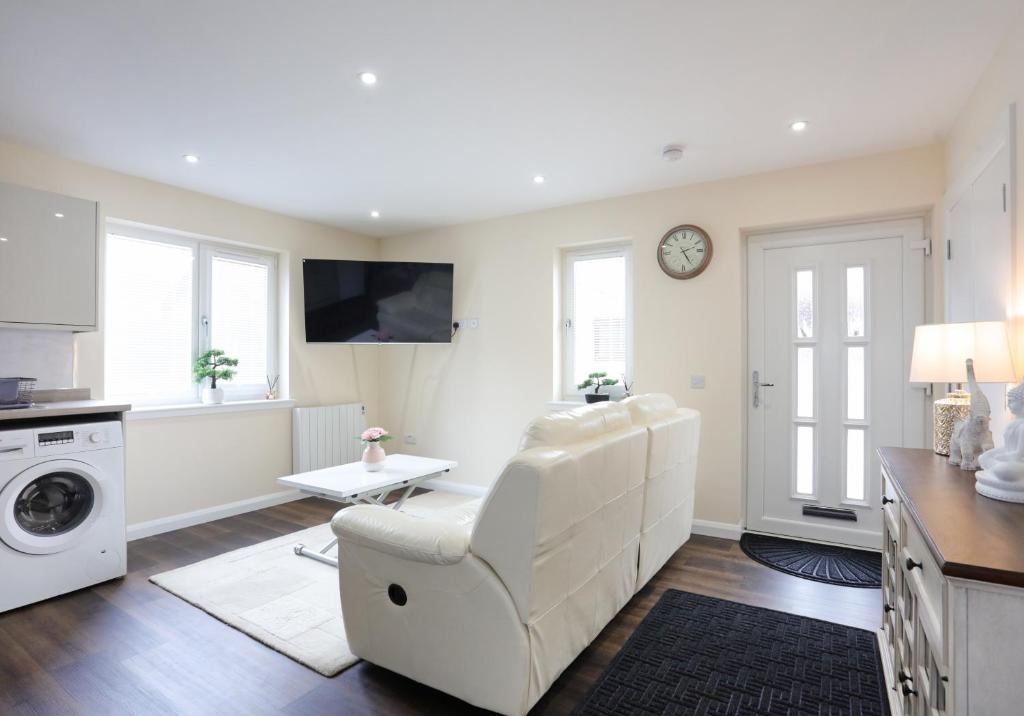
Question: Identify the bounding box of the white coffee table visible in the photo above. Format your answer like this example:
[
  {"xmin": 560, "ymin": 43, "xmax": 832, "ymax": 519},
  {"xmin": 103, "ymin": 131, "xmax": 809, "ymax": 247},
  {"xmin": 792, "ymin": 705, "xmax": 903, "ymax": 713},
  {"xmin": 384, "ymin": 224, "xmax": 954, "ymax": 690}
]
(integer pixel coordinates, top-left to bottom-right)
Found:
[{"xmin": 276, "ymin": 454, "xmax": 457, "ymax": 567}]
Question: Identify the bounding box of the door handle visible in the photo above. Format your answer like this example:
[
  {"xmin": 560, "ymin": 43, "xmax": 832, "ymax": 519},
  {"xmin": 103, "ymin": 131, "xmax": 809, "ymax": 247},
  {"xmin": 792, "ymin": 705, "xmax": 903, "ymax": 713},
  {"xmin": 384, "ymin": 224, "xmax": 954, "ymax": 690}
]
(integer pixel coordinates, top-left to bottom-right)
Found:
[{"xmin": 752, "ymin": 370, "xmax": 774, "ymax": 408}]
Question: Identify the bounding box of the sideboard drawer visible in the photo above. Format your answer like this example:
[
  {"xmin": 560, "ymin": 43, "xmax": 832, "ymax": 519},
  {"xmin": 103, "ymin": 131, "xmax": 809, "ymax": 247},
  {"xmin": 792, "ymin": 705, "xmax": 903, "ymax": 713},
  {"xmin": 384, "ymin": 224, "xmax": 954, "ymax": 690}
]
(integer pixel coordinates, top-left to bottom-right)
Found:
[
  {"xmin": 882, "ymin": 467, "xmax": 900, "ymax": 538},
  {"xmin": 901, "ymin": 508, "xmax": 944, "ymax": 652}
]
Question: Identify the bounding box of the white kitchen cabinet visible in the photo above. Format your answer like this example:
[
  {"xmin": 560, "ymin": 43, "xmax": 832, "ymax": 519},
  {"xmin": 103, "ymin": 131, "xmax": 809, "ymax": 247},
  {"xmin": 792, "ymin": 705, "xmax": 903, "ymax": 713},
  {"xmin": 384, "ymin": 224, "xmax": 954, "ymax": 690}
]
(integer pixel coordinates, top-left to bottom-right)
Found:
[{"xmin": 0, "ymin": 181, "xmax": 98, "ymax": 331}]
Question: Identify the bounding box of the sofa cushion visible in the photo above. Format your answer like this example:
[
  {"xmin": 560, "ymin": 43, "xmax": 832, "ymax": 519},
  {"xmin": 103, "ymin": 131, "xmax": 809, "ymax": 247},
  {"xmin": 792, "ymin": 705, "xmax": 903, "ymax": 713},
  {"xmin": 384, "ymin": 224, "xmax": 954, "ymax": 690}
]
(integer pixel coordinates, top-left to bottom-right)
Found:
[
  {"xmin": 518, "ymin": 401, "xmax": 631, "ymax": 450},
  {"xmin": 621, "ymin": 392, "xmax": 678, "ymax": 424}
]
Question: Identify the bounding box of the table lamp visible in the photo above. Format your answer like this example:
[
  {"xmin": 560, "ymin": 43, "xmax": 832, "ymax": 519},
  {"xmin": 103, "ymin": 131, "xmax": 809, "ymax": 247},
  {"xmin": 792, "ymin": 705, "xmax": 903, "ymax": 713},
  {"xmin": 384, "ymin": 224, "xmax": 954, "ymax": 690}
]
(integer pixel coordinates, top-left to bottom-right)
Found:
[{"xmin": 909, "ymin": 321, "xmax": 1016, "ymax": 455}]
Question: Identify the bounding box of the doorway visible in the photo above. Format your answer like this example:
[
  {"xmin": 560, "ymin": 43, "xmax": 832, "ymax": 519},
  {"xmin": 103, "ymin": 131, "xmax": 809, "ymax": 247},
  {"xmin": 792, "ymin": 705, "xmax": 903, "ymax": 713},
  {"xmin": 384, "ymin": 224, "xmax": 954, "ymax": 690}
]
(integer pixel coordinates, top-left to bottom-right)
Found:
[{"xmin": 746, "ymin": 219, "xmax": 927, "ymax": 548}]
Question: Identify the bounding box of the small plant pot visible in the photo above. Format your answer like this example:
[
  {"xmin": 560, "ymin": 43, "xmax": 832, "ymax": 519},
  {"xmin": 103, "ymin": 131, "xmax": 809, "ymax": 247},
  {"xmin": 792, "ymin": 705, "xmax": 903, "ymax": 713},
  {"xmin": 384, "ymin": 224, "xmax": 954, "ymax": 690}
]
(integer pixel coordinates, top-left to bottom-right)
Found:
[
  {"xmin": 202, "ymin": 387, "xmax": 225, "ymax": 405},
  {"xmin": 585, "ymin": 393, "xmax": 610, "ymax": 404},
  {"xmin": 362, "ymin": 442, "xmax": 386, "ymax": 472}
]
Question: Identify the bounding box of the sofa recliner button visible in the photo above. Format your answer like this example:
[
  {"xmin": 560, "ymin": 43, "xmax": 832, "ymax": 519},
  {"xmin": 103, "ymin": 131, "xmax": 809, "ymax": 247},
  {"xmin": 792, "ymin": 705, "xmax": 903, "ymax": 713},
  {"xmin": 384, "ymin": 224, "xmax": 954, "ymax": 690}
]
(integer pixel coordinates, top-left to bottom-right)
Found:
[{"xmin": 388, "ymin": 584, "xmax": 407, "ymax": 606}]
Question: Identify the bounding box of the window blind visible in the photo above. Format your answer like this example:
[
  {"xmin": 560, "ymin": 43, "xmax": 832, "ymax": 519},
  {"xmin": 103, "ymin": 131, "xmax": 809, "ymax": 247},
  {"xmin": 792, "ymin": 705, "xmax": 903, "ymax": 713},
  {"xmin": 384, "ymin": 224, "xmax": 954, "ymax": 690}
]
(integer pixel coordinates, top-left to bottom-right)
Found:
[
  {"xmin": 210, "ymin": 254, "xmax": 270, "ymax": 397},
  {"xmin": 569, "ymin": 253, "xmax": 628, "ymax": 386},
  {"xmin": 105, "ymin": 235, "xmax": 196, "ymax": 404}
]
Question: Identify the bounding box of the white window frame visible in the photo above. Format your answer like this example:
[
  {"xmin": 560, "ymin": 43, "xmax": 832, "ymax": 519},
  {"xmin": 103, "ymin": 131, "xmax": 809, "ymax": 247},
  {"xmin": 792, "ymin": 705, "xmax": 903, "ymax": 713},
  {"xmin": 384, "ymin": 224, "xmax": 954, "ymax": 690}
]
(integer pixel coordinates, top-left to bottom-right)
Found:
[
  {"xmin": 105, "ymin": 222, "xmax": 279, "ymax": 405},
  {"xmin": 561, "ymin": 243, "xmax": 633, "ymax": 400}
]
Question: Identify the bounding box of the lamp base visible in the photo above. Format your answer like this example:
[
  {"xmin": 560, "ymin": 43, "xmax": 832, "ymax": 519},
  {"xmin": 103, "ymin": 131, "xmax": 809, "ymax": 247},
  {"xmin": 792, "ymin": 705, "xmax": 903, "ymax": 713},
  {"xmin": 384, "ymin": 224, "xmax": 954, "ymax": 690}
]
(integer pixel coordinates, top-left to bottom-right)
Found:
[{"xmin": 933, "ymin": 389, "xmax": 971, "ymax": 456}]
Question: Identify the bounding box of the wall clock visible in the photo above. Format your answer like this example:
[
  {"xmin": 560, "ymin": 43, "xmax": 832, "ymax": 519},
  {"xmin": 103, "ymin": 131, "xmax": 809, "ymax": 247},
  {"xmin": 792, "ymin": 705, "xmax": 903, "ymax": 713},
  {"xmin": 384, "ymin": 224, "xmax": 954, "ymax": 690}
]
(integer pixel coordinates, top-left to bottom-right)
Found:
[{"xmin": 657, "ymin": 224, "xmax": 713, "ymax": 279}]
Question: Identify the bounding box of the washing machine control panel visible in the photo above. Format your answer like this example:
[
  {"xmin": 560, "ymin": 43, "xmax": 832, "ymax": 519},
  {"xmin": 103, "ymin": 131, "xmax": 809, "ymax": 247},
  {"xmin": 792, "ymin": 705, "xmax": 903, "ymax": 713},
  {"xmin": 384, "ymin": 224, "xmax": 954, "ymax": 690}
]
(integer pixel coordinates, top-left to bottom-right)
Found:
[{"xmin": 33, "ymin": 421, "xmax": 124, "ymax": 456}]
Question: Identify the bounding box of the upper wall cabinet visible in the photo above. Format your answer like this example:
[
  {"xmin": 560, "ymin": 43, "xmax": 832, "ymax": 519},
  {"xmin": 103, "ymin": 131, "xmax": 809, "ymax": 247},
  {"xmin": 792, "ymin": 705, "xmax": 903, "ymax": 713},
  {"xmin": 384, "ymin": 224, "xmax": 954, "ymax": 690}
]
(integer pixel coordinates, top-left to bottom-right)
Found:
[{"xmin": 0, "ymin": 181, "xmax": 99, "ymax": 331}]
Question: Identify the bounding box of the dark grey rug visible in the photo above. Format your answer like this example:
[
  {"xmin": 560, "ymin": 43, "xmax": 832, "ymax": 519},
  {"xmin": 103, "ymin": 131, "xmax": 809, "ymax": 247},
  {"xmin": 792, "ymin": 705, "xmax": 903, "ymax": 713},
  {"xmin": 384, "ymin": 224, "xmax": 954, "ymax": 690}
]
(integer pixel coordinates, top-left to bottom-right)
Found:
[
  {"xmin": 576, "ymin": 590, "xmax": 889, "ymax": 715},
  {"xmin": 740, "ymin": 533, "xmax": 882, "ymax": 588}
]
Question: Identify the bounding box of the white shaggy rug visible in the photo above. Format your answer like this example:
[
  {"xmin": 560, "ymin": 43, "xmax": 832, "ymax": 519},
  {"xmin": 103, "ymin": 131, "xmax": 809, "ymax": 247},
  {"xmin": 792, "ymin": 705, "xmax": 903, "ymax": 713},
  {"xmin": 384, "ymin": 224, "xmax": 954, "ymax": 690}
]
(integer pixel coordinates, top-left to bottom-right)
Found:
[{"xmin": 150, "ymin": 523, "xmax": 356, "ymax": 676}]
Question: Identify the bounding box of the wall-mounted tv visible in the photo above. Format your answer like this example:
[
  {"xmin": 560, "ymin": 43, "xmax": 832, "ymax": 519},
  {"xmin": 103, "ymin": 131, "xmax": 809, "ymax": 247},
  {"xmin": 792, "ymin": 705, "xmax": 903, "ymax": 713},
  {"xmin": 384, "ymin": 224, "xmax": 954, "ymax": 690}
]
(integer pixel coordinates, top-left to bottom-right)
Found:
[{"xmin": 302, "ymin": 259, "xmax": 454, "ymax": 344}]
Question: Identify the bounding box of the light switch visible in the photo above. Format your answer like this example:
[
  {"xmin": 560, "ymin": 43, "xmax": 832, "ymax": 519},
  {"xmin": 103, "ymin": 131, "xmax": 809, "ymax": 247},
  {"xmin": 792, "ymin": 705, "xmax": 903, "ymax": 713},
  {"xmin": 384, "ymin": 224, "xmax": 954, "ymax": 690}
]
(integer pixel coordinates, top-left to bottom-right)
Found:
[{"xmin": 690, "ymin": 374, "xmax": 706, "ymax": 389}]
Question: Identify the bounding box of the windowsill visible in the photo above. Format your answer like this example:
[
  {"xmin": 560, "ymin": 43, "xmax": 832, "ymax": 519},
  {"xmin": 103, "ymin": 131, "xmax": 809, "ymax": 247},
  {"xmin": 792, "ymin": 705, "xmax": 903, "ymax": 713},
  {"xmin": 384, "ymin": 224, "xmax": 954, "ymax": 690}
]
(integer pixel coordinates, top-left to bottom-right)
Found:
[{"xmin": 126, "ymin": 398, "xmax": 296, "ymax": 421}]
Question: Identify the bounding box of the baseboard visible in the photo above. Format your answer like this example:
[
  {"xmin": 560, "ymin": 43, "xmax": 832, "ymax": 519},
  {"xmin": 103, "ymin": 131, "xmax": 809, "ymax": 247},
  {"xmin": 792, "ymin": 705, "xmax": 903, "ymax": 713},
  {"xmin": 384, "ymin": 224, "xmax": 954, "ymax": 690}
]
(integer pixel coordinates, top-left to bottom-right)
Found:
[
  {"xmin": 427, "ymin": 479, "xmax": 489, "ymax": 497},
  {"xmin": 127, "ymin": 489, "xmax": 306, "ymax": 541},
  {"xmin": 691, "ymin": 519, "xmax": 743, "ymax": 541}
]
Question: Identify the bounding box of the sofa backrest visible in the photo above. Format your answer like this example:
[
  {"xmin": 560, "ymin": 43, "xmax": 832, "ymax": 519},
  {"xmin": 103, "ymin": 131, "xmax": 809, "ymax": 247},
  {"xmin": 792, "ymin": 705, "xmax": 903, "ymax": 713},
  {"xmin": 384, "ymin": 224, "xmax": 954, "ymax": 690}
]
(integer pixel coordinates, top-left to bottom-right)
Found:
[
  {"xmin": 470, "ymin": 401, "xmax": 646, "ymax": 702},
  {"xmin": 621, "ymin": 393, "xmax": 701, "ymax": 586}
]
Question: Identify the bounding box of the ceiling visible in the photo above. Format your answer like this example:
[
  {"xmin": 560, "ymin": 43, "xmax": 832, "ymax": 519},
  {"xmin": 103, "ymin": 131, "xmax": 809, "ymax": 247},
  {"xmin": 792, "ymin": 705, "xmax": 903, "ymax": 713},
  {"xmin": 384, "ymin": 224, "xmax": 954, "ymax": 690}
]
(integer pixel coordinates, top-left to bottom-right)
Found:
[{"xmin": 0, "ymin": 1, "xmax": 1019, "ymax": 237}]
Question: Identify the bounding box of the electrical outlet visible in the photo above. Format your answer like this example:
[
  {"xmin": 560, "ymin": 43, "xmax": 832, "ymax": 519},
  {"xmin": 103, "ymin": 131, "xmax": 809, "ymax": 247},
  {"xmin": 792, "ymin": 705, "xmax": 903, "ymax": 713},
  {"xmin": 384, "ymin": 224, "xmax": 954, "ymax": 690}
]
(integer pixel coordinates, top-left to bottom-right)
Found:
[
  {"xmin": 404, "ymin": 433, "xmax": 417, "ymax": 445},
  {"xmin": 468, "ymin": 317, "xmax": 480, "ymax": 329},
  {"xmin": 690, "ymin": 374, "xmax": 706, "ymax": 389}
]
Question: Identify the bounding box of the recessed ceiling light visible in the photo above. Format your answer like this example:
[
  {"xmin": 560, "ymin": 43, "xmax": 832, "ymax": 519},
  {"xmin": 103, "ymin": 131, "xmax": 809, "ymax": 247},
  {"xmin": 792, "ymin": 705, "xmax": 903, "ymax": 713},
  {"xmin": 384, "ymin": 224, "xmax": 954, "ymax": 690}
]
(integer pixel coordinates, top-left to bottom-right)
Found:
[
  {"xmin": 53, "ymin": 212, "xmax": 64, "ymax": 218},
  {"xmin": 359, "ymin": 71, "xmax": 378, "ymax": 86},
  {"xmin": 0, "ymin": 237, "xmax": 7, "ymax": 242},
  {"xmin": 533, "ymin": 175, "xmax": 545, "ymax": 184},
  {"xmin": 790, "ymin": 120, "xmax": 809, "ymax": 132},
  {"xmin": 370, "ymin": 210, "xmax": 380, "ymax": 218},
  {"xmin": 183, "ymin": 154, "xmax": 200, "ymax": 164}
]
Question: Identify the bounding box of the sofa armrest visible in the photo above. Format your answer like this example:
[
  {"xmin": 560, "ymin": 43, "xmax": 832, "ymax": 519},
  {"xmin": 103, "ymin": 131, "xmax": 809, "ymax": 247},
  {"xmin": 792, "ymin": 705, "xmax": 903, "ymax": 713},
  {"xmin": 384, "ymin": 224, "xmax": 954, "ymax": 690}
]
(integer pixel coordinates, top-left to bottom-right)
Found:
[{"xmin": 332, "ymin": 505, "xmax": 470, "ymax": 565}]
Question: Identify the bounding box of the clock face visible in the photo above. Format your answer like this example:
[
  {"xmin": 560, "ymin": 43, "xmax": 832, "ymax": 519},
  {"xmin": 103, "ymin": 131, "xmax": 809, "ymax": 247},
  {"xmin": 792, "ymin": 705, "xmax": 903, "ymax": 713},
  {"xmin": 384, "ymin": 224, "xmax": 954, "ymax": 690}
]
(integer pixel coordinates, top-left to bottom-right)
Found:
[{"xmin": 658, "ymin": 224, "xmax": 712, "ymax": 279}]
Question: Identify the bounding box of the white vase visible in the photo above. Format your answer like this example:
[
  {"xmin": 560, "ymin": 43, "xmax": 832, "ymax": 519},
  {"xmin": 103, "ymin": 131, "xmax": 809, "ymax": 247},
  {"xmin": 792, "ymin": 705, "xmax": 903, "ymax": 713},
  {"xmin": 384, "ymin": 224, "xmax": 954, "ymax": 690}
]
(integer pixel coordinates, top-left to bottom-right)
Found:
[
  {"xmin": 202, "ymin": 387, "xmax": 224, "ymax": 405},
  {"xmin": 362, "ymin": 442, "xmax": 386, "ymax": 472}
]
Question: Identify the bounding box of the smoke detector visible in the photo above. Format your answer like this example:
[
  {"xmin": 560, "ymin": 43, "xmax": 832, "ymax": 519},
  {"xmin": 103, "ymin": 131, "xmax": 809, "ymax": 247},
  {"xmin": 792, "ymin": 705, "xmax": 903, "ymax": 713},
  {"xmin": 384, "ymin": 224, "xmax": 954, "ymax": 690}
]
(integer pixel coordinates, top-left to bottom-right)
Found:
[{"xmin": 662, "ymin": 144, "xmax": 685, "ymax": 162}]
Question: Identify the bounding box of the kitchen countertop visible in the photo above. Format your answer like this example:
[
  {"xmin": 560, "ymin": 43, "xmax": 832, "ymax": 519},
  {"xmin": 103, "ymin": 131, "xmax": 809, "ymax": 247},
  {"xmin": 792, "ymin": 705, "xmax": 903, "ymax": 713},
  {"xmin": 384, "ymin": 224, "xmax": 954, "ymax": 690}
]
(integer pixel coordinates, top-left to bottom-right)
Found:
[{"xmin": 0, "ymin": 399, "xmax": 132, "ymax": 422}]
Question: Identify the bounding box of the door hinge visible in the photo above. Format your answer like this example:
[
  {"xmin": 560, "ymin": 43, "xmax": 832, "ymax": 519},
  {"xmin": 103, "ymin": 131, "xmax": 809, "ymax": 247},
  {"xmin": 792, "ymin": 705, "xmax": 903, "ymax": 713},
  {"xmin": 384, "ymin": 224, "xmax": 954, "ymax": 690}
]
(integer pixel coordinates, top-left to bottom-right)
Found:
[
  {"xmin": 946, "ymin": 239, "xmax": 952, "ymax": 261},
  {"xmin": 909, "ymin": 238, "xmax": 931, "ymax": 256},
  {"xmin": 1004, "ymin": 183, "xmax": 1008, "ymax": 213}
]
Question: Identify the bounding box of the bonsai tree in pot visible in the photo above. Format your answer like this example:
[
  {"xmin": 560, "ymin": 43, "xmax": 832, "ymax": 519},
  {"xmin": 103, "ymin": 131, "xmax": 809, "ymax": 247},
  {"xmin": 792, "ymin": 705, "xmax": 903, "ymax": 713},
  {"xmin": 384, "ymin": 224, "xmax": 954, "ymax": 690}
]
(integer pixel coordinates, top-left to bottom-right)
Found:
[
  {"xmin": 193, "ymin": 349, "xmax": 239, "ymax": 405},
  {"xmin": 578, "ymin": 371, "xmax": 619, "ymax": 404}
]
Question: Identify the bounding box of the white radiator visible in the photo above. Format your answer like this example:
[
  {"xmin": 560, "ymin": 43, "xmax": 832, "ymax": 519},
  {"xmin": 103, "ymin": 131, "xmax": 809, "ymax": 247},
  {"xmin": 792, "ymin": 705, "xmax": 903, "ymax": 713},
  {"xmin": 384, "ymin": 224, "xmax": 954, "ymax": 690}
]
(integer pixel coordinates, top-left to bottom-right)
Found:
[{"xmin": 292, "ymin": 403, "xmax": 367, "ymax": 473}]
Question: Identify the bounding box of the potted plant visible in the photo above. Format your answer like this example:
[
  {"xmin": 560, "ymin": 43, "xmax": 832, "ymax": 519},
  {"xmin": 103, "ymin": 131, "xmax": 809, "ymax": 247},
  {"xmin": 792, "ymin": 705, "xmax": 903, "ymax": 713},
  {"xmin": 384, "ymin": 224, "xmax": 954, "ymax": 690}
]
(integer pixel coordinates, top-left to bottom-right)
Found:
[
  {"xmin": 193, "ymin": 349, "xmax": 239, "ymax": 405},
  {"xmin": 360, "ymin": 426, "xmax": 394, "ymax": 472},
  {"xmin": 578, "ymin": 372, "xmax": 619, "ymax": 403}
]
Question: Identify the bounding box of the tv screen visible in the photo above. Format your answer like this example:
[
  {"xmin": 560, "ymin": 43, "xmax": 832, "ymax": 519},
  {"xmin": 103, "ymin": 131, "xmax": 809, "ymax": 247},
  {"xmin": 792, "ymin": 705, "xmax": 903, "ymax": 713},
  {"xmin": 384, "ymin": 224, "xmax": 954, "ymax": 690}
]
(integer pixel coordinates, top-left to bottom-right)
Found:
[{"xmin": 302, "ymin": 259, "xmax": 454, "ymax": 343}]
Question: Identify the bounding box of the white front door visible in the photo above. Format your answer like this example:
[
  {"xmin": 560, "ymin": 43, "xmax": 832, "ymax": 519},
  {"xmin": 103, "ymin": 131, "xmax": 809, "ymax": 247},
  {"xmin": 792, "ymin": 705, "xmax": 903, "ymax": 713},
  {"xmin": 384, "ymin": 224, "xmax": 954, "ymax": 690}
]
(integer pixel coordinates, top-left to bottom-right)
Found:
[{"xmin": 746, "ymin": 219, "xmax": 926, "ymax": 548}]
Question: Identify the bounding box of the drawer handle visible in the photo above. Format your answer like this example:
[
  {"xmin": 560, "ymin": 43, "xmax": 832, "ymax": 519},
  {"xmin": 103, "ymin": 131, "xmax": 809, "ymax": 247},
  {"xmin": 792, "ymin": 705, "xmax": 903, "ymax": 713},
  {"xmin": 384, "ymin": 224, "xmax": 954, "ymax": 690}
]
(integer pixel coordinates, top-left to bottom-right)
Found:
[
  {"xmin": 901, "ymin": 683, "xmax": 918, "ymax": 697},
  {"xmin": 905, "ymin": 557, "xmax": 922, "ymax": 572},
  {"xmin": 882, "ymin": 495, "xmax": 894, "ymax": 505},
  {"xmin": 884, "ymin": 604, "xmax": 894, "ymax": 614},
  {"xmin": 898, "ymin": 670, "xmax": 913, "ymax": 683}
]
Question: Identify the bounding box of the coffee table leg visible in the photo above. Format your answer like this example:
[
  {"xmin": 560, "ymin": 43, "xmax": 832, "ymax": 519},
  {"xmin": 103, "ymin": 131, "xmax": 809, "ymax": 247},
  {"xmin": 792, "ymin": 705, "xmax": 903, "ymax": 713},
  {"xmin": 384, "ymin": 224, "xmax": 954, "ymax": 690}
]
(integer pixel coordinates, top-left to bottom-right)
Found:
[
  {"xmin": 294, "ymin": 537, "xmax": 340, "ymax": 567},
  {"xmin": 392, "ymin": 484, "xmax": 417, "ymax": 510}
]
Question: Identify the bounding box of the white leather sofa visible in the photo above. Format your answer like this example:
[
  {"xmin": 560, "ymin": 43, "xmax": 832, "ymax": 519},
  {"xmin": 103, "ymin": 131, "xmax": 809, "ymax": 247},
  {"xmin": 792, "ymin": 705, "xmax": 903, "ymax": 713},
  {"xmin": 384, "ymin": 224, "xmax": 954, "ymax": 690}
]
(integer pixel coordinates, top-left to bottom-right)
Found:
[{"xmin": 331, "ymin": 395, "xmax": 700, "ymax": 715}]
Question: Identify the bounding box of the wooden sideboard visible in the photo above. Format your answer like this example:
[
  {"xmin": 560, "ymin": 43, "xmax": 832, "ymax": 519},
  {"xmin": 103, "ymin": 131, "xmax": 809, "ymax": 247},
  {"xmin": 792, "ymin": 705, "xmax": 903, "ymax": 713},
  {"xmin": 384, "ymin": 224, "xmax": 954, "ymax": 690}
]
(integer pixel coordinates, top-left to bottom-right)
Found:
[{"xmin": 878, "ymin": 447, "xmax": 1024, "ymax": 715}]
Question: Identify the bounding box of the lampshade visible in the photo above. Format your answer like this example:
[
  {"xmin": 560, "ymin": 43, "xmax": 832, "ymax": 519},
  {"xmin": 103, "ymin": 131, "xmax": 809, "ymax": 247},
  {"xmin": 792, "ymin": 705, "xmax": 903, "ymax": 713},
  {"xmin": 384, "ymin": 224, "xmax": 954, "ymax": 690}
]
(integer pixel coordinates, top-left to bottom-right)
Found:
[{"xmin": 909, "ymin": 321, "xmax": 1016, "ymax": 384}]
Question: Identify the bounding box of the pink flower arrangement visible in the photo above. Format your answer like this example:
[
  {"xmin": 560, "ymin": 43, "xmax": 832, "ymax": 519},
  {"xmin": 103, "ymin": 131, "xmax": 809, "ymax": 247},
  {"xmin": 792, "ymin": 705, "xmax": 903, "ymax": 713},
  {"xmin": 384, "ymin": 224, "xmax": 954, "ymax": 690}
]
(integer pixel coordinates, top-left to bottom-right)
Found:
[{"xmin": 360, "ymin": 426, "xmax": 393, "ymax": 443}]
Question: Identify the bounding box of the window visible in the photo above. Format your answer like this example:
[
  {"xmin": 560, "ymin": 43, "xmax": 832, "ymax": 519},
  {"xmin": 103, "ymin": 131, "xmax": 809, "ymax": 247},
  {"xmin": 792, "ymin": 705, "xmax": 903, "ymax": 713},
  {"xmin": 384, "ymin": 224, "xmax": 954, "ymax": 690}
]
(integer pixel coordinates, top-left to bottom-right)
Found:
[
  {"xmin": 562, "ymin": 244, "xmax": 632, "ymax": 397},
  {"xmin": 105, "ymin": 224, "xmax": 277, "ymax": 405}
]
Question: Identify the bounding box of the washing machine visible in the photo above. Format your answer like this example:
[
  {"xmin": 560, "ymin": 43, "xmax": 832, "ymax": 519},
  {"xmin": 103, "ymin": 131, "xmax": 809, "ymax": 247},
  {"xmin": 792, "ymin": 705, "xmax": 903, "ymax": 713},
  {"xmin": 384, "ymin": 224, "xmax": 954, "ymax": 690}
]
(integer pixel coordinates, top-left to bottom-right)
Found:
[{"xmin": 0, "ymin": 419, "xmax": 126, "ymax": 612}]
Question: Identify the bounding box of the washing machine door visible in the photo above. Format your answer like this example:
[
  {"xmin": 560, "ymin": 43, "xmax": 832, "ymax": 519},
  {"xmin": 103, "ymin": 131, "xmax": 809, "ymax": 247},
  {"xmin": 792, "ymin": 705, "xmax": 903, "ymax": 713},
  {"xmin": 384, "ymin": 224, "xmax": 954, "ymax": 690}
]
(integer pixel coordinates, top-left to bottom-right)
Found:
[{"xmin": 0, "ymin": 459, "xmax": 105, "ymax": 555}]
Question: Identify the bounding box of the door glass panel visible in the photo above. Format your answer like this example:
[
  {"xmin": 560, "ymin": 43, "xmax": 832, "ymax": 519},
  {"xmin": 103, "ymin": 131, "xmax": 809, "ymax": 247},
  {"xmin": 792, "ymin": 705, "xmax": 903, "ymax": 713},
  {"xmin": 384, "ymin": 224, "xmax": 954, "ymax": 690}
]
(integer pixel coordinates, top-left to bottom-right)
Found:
[
  {"xmin": 796, "ymin": 347, "xmax": 814, "ymax": 418},
  {"xmin": 846, "ymin": 266, "xmax": 865, "ymax": 337},
  {"xmin": 846, "ymin": 428, "xmax": 866, "ymax": 501},
  {"xmin": 796, "ymin": 269, "xmax": 813, "ymax": 338},
  {"xmin": 847, "ymin": 346, "xmax": 865, "ymax": 420},
  {"xmin": 13, "ymin": 472, "xmax": 95, "ymax": 535},
  {"xmin": 796, "ymin": 425, "xmax": 814, "ymax": 495}
]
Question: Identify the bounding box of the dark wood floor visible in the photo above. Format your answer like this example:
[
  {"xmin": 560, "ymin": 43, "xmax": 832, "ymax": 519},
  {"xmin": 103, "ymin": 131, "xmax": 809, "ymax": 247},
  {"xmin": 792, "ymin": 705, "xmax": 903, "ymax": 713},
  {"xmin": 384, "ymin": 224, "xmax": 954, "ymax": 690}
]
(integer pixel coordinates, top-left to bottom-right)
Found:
[{"xmin": 0, "ymin": 498, "xmax": 881, "ymax": 715}]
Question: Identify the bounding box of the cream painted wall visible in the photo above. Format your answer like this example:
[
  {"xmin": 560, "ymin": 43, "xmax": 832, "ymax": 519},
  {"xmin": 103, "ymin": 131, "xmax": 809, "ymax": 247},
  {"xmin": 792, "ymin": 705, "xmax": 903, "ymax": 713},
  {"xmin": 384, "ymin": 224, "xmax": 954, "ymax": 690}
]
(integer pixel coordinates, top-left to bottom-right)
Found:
[
  {"xmin": 0, "ymin": 140, "xmax": 380, "ymax": 524},
  {"xmin": 379, "ymin": 145, "xmax": 946, "ymax": 525},
  {"xmin": 945, "ymin": 12, "xmax": 1024, "ymax": 367}
]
